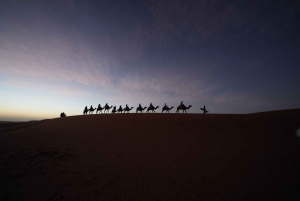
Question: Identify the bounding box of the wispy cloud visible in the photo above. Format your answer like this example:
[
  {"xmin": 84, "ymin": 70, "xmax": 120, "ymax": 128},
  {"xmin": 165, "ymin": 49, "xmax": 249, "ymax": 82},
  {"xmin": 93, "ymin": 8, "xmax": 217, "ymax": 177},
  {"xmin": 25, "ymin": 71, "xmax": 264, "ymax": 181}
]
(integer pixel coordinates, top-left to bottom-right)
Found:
[{"xmin": 2, "ymin": 0, "xmax": 298, "ymax": 116}]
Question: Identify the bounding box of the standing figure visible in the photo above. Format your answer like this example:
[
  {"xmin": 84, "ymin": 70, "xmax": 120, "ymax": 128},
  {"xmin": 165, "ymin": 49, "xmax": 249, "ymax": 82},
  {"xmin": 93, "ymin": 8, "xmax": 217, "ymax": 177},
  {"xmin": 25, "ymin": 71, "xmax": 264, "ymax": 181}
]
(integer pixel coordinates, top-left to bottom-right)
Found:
[
  {"xmin": 83, "ymin": 106, "xmax": 88, "ymax": 115},
  {"xmin": 200, "ymin": 105, "xmax": 209, "ymax": 114}
]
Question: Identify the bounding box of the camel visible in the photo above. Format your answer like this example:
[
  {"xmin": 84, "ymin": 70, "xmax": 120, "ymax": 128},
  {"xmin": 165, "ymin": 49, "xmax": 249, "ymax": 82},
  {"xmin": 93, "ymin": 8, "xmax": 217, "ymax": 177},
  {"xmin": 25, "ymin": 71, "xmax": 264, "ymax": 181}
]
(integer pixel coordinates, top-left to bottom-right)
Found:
[
  {"xmin": 136, "ymin": 106, "xmax": 147, "ymax": 113},
  {"xmin": 60, "ymin": 112, "xmax": 66, "ymax": 117},
  {"xmin": 104, "ymin": 104, "xmax": 113, "ymax": 113},
  {"xmin": 89, "ymin": 107, "xmax": 96, "ymax": 114},
  {"xmin": 117, "ymin": 106, "xmax": 124, "ymax": 113},
  {"xmin": 147, "ymin": 105, "xmax": 159, "ymax": 113},
  {"xmin": 176, "ymin": 104, "xmax": 192, "ymax": 113},
  {"xmin": 112, "ymin": 106, "xmax": 117, "ymax": 113},
  {"xmin": 123, "ymin": 107, "xmax": 134, "ymax": 113},
  {"xmin": 162, "ymin": 106, "xmax": 174, "ymax": 113},
  {"xmin": 83, "ymin": 106, "xmax": 89, "ymax": 115},
  {"xmin": 96, "ymin": 104, "xmax": 104, "ymax": 114}
]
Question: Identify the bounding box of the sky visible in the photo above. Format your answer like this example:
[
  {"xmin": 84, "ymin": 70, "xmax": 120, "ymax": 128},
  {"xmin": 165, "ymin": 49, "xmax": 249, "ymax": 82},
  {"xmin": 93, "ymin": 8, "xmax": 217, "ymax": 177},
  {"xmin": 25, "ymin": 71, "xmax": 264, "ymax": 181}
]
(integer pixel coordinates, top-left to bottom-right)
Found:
[{"xmin": 1, "ymin": 0, "xmax": 300, "ymax": 121}]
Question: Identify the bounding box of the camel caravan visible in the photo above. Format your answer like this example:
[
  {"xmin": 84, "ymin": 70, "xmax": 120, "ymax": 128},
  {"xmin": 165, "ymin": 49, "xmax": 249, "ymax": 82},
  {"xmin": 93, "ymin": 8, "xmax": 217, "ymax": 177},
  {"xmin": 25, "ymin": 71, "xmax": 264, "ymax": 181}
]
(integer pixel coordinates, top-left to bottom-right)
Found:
[{"xmin": 81, "ymin": 101, "xmax": 208, "ymax": 115}]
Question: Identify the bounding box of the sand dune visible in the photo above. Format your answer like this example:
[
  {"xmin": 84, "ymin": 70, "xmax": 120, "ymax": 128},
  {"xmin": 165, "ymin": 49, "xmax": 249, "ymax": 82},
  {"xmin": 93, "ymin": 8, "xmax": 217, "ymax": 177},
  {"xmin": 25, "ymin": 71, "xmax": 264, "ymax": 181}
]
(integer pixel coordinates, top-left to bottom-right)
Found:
[{"xmin": 1, "ymin": 110, "xmax": 300, "ymax": 200}]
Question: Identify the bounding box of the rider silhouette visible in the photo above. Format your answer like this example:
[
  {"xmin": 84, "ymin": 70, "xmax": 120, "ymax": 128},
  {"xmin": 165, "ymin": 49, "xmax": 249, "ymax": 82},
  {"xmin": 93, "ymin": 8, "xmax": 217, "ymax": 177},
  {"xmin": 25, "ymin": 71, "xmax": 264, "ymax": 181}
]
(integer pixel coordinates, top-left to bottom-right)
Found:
[
  {"xmin": 139, "ymin": 103, "xmax": 142, "ymax": 108},
  {"xmin": 90, "ymin": 105, "xmax": 94, "ymax": 110},
  {"xmin": 118, "ymin": 105, "xmax": 123, "ymax": 113},
  {"xmin": 180, "ymin": 101, "xmax": 183, "ymax": 109},
  {"xmin": 150, "ymin": 103, "xmax": 154, "ymax": 108},
  {"xmin": 126, "ymin": 104, "xmax": 129, "ymax": 109}
]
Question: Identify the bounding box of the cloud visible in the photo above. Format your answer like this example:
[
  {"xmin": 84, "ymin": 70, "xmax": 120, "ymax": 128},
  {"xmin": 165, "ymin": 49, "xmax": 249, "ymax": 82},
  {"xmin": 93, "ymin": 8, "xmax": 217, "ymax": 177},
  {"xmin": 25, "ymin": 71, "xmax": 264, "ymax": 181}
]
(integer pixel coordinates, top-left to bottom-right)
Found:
[
  {"xmin": 1, "ymin": 59, "xmax": 217, "ymax": 105},
  {"xmin": 2, "ymin": 0, "xmax": 293, "ymax": 114},
  {"xmin": 1, "ymin": 75, "xmax": 91, "ymax": 96},
  {"xmin": 0, "ymin": 32, "xmax": 114, "ymax": 87}
]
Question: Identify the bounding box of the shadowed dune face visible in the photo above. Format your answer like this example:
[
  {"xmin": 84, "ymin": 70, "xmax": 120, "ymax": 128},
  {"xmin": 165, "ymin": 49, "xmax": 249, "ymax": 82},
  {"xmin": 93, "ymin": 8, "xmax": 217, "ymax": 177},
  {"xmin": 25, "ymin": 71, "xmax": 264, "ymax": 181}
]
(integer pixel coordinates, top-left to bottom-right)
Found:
[{"xmin": 0, "ymin": 110, "xmax": 300, "ymax": 200}]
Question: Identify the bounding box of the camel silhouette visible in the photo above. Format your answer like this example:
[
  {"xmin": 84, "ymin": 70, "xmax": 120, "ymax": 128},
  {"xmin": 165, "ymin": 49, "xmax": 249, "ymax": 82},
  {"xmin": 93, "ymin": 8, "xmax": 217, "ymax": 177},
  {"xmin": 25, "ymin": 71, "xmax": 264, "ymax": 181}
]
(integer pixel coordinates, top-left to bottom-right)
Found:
[
  {"xmin": 83, "ymin": 106, "xmax": 89, "ymax": 115},
  {"xmin": 162, "ymin": 106, "xmax": 174, "ymax": 113},
  {"xmin": 136, "ymin": 105, "xmax": 147, "ymax": 113},
  {"xmin": 104, "ymin": 104, "xmax": 113, "ymax": 113},
  {"xmin": 147, "ymin": 105, "xmax": 159, "ymax": 113},
  {"xmin": 60, "ymin": 112, "xmax": 66, "ymax": 117},
  {"xmin": 89, "ymin": 106, "xmax": 96, "ymax": 114},
  {"xmin": 176, "ymin": 104, "xmax": 192, "ymax": 113},
  {"xmin": 200, "ymin": 105, "xmax": 209, "ymax": 114},
  {"xmin": 112, "ymin": 106, "xmax": 117, "ymax": 113},
  {"xmin": 96, "ymin": 104, "xmax": 104, "ymax": 114},
  {"xmin": 117, "ymin": 105, "xmax": 124, "ymax": 113},
  {"xmin": 123, "ymin": 106, "xmax": 134, "ymax": 113}
]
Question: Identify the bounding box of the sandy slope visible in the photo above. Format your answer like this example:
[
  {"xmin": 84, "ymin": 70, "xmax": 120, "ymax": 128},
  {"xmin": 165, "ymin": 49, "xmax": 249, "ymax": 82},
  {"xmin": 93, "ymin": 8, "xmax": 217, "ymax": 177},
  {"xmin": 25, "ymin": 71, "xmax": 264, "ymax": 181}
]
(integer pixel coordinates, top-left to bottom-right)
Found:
[{"xmin": 1, "ymin": 110, "xmax": 300, "ymax": 200}]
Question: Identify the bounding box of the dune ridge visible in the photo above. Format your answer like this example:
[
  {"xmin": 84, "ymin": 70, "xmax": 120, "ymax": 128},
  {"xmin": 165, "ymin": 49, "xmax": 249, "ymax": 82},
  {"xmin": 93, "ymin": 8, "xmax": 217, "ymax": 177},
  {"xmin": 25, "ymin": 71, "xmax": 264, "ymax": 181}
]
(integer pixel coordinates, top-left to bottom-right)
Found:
[{"xmin": 1, "ymin": 110, "xmax": 300, "ymax": 200}]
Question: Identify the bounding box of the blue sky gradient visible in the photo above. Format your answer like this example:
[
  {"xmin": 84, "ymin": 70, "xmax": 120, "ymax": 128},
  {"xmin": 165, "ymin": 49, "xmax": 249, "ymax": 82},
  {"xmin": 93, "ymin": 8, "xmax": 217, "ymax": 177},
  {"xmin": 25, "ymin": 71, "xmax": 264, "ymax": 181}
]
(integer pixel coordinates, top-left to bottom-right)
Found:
[{"xmin": 1, "ymin": 0, "xmax": 300, "ymax": 121}]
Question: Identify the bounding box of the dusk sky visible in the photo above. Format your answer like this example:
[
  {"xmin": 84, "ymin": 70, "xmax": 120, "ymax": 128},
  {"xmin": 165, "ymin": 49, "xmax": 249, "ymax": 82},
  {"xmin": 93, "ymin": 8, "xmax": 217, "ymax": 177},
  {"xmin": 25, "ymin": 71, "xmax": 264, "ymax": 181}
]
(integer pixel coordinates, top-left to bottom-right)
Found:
[{"xmin": 1, "ymin": 0, "xmax": 300, "ymax": 121}]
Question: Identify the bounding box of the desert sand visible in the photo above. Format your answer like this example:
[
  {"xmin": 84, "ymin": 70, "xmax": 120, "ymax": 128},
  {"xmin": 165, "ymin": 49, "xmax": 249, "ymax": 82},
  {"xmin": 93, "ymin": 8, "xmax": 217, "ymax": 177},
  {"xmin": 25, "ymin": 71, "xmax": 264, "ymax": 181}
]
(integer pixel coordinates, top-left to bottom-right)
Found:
[{"xmin": 1, "ymin": 109, "xmax": 300, "ymax": 200}]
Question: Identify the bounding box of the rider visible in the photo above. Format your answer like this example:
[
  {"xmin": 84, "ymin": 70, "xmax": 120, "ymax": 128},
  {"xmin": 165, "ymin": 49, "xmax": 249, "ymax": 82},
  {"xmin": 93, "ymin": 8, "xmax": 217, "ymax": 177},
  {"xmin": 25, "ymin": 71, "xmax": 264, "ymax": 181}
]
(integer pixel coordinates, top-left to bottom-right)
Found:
[
  {"xmin": 164, "ymin": 103, "xmax": 168, "ymax": 109},
  {"xmin": 180, "ymin": 101, "xmax": 183, "ymax": 109},
  {"xmin": 150, "ymin": 102, "xmax": 154, "ymax": 108},
  {"xmin": 139, "ymin": 103, "xmax": 142, "ymax": 109},
  {"xmin": 118, "ymin": 105, "xmax": 123, "ymax": 112},
  {"xmin": 89, "ymin": 105, "xmax": 94, "ymax": 110},
  {"xmin": 126, "ymin": 104, "xmax": 129, "ymax": 109}
]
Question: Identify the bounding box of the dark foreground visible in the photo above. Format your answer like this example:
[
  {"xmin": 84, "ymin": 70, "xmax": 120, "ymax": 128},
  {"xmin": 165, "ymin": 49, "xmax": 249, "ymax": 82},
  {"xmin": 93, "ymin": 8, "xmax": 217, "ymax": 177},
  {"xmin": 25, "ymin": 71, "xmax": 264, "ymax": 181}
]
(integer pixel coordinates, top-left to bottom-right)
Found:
[{"xmin": 1, "ymin": 110, "xmax": 300, "ymax": 200}]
